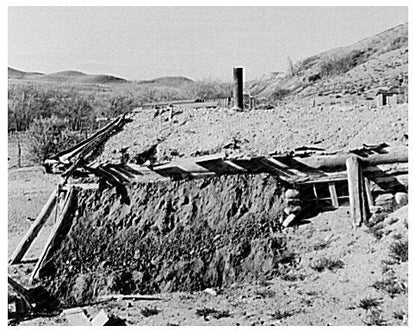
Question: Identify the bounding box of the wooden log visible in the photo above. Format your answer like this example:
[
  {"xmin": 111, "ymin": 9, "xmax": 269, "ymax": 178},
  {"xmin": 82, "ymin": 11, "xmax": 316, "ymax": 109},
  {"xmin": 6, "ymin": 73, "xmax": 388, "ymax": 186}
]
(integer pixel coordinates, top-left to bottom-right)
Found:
[
  {"xmin": 346, "ymin": 156, "xmax": 369, "ymax": 227},
  {"xmin": 296, "ymin": 148, "xmax": 407, "ymax": 171},
  {"xmin": 30, "ymin": 187, "xmax": 76, "ymax": 282},
  {"xmin": 9, "ymin": 188, "xmax": 58, "ymax": 265}
]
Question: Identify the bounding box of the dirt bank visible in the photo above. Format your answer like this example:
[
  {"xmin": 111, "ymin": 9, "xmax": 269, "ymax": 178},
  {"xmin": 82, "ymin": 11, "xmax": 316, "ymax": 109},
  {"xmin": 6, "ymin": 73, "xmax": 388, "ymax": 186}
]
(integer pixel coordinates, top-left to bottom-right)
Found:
[{"xmin": 42, "ymin": 174, "xmax": 291, "ymax": 306}]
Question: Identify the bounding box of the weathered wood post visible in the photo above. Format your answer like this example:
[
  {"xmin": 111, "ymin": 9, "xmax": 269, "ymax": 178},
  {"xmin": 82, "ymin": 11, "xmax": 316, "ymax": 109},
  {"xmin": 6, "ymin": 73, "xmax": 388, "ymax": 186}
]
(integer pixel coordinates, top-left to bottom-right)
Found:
[
  {"xmin": 233, "ymin": 67, "xmax": 244, "ymax": 111},
  {"xmin": 346, "ymin": 155, "xmax": 370, "ymax": 227}
]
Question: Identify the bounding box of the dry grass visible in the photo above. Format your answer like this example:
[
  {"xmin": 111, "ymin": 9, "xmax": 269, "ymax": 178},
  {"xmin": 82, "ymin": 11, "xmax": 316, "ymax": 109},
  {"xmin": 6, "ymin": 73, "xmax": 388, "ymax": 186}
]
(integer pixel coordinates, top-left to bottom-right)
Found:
[{"xmin": 310, "ymin": 257, "xmax": 345, "ymax": 272}]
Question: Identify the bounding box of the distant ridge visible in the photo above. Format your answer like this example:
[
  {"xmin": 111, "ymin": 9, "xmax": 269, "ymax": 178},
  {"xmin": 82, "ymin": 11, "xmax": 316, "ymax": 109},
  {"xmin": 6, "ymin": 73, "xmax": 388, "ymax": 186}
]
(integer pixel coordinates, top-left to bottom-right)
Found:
[
  {"xmin": 135, "ymin": 76, "xmax": 194, "ymax": 88},
  {"xmin": 8, "ymin": 67, "xmax": 129, "ymax": 84}
]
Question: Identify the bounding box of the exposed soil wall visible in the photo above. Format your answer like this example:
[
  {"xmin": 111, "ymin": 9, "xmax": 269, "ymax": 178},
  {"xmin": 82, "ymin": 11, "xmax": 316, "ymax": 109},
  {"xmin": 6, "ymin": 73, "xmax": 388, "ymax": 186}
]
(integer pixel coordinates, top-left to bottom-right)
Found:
[{"xmin": 43, "ymin": 174, "xmax": 289, "ymax": 306}]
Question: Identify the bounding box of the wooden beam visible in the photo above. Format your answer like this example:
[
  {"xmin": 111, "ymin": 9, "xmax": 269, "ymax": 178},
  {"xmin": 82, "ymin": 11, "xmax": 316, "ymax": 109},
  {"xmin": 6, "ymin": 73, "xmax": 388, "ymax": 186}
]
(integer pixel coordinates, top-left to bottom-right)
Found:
[
  {"xmin": 295, "ymin": 147, "xmax": 407, "ymax": 171},
  {"xmin": 364, "ymin": 177, "xmax": 374, "ymax": 208},
  {"xmin": 346, "ymin": 155, "xmax": 370, "ymax": 228},
  {"xmin": 30, "ymin": 187, "xmax": 76, "ymax": 282},
  {"xmin": 328, "ymin": 182, "xmax": 339, "ymax": 208},
  {"xmin": 9, "ymin": 188, "xmax": 58, "ymax": 265}
]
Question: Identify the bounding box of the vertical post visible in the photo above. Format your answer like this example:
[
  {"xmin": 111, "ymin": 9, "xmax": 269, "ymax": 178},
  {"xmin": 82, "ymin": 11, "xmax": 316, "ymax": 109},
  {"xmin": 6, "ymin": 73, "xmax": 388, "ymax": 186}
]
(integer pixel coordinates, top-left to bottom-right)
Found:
[
  {"xmin": 17, "ymin": 134, "xmax": 21, "ymax": 168},
  {"xmin": 233, "ymin": 67, "xmax": 244, "ymax": 111},
  {"xmin": 346, "ymin": 155, "xmax": 370, "ymax": 227}
]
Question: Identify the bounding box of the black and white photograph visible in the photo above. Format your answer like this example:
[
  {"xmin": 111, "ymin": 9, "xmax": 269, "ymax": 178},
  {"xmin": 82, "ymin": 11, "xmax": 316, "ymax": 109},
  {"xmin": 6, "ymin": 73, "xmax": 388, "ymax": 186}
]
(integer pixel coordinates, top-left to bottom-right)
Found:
[{"xmin": 6, "ymin": 2, "xmax": 411, "ymax": 327}]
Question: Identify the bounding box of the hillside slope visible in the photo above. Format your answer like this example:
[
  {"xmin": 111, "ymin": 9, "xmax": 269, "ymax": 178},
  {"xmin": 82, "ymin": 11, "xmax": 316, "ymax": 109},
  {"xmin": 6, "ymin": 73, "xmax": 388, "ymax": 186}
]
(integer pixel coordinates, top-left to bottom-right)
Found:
[{"xmin": 248, "ymin": 23, "xmax": 408, "ymax": 104}]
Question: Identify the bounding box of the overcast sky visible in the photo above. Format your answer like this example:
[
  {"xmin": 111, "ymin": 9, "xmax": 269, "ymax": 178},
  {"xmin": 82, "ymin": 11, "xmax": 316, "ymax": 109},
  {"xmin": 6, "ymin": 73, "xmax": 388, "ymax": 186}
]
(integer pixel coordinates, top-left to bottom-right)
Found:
[{"xmin": 8, "ymin": 6, "xmax": 407, "ymax": 81}]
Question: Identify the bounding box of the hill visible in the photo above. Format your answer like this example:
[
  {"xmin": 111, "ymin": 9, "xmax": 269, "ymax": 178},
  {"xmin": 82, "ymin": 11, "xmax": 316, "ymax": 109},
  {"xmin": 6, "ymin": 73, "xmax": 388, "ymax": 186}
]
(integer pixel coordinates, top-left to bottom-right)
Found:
[
  {"xmin": 8, "ymin": 68, "xmax": 129, "ymax": 84},
  {"xmin": 248, "ymin": 23, "xmax": 408, "ymax": 104},
  {"xmin": 8, "ymin": 67, "xmax": 44, "ymax": 80},
  {"xmin": 135, "ymin": 76, "xmax": 194, "ymax": 88}
]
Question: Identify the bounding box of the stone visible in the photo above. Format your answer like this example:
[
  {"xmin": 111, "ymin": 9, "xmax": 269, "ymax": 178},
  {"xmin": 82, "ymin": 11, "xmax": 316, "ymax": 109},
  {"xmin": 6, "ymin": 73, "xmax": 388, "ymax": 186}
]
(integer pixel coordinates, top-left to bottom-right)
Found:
[
  {"xmin": 375, "ymin": 193, "xmax": 394, "ymax": 207},
  {"xmin": 285, "ymin": 189, "xmax": 300, "ymax": 199},
  {"xmin": 395, "ymin": 192, "xmax": 408, "ymax": 207},
  {"xmin": 284, "ymin": 205, "xmax": 301, "ymax": 215}
]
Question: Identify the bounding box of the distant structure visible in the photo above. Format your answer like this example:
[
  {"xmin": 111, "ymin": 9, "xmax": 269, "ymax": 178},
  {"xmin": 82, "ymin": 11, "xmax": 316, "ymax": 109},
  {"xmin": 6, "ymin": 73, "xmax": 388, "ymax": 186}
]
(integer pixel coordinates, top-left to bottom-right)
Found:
[{"xmin": 376, "ymin": 89, "xmax": 398, "ymax": 107}]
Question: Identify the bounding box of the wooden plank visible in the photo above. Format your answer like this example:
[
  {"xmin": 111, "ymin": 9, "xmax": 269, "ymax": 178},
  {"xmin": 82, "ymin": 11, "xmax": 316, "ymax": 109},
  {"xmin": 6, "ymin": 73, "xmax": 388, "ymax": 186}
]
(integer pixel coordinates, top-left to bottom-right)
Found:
[
  {"xmin": 346, "ymin": 155, "xmax": 369, "ymax": 228},
  {"xmin": 364, "ymin": 177, "xmax": 374, "ymax": 208},
  {"xmin": 328, "ymin": 182, "xmax": 339, "ymax": 208},
  {"xmin": 9, "ymin": 188, "xmax": 58, "ymax": 265},
  {"xmin": 31, "ymin": 188, "xmax": 76, "ymax": 282}
]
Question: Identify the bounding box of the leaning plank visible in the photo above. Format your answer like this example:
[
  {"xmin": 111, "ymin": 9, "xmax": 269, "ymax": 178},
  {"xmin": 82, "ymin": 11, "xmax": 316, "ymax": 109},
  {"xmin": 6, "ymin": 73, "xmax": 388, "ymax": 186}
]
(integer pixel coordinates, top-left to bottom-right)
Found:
[
  {"xmin": 30, "ymin": 187, "xmax": 76, "ymax": 282},
  {"xmin": 9, "ymin": 188, "xmax": 58, "ymax": 265}
]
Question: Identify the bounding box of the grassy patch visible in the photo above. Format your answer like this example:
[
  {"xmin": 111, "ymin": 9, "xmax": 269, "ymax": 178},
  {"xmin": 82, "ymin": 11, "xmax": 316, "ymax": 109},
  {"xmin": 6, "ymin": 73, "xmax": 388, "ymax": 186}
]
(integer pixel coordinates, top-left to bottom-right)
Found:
[
  {"xmin": 372, "ymin": 276, "xmax": 406, "ymax": 298},
  {"xmin": 363, "ymin": 309, "xmax": 387, "ymax": 326},
  {"xmin": 310, "ymin": 257, "xmax": 344, "ymax": 272},
  {"xmin": 388, "ymin": 240, "xmax": 408, "ymax": 263},
  {"xmin": 357, "ymin": 297, "xmax": 383, "ymax": 311}
]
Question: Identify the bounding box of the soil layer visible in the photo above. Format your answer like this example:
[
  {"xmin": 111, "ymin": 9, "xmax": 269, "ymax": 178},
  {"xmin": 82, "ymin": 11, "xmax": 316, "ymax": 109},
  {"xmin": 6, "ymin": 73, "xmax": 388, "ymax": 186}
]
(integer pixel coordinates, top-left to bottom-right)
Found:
[{"xmin": 43, "ymin": 174, "xmax": 289, "ymax": 306}]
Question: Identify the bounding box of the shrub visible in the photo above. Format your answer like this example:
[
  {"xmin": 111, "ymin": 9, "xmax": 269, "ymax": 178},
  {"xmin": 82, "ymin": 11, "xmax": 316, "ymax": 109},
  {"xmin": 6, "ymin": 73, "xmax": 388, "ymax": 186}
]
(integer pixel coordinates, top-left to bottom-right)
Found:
[
  {"xmin": 372, "ymin": 276, "xmax": 406, "ymax": 298},
  {"xmin": 310, "ymin": 257, "xmax": 344, "ymax": 272},
  {"xmin": 388, "ymin": 240, "xmax": 408, "ymax": 263},
  {"xmin": 357, "ymin": 297, "xmax": 382, "ymax": 311},
  {"xmin": 26, "ymin": 117, "xmax": 84, "ymax": 163}
]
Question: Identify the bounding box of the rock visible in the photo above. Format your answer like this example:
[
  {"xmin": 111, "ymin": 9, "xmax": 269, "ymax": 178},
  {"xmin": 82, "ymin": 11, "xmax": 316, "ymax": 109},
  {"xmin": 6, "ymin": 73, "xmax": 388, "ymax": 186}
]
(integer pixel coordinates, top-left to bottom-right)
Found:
[
  {"xmin": 395, "ymin": 192, "xmax": 408, "ymax": 207},
  {"xmin": 375, "ymin": 193, "xmax": 394, "ymax": 207},
  {"xmin": 203, "ymin": 288, "xmax": 217, "ymax": 296},
  {"xmin": 284, "ymin": 205, "xmax": 301, "ymax": 215},
  {"xmin": 284, "ymin": 189, "xmax": 300, "ymax": 199}
]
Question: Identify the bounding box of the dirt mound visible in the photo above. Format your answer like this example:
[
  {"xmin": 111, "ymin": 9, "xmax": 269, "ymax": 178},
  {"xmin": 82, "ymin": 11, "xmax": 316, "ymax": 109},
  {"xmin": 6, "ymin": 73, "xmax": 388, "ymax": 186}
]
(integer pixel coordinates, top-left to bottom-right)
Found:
[
  {"xmin": 99, "ymin": 104, "xmax": 407, "ymax": 164},
  {"xmin": 42, "ymin": 174, "xmax": 289, "ymax": 306}
]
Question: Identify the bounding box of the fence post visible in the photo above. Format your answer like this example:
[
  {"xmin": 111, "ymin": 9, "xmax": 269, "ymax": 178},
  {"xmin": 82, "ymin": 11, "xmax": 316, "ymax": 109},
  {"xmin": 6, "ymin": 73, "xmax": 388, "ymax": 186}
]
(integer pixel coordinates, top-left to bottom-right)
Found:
[{"xmin": 17, "ymin": 134, "xmax": 21, "ymax": 168}]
